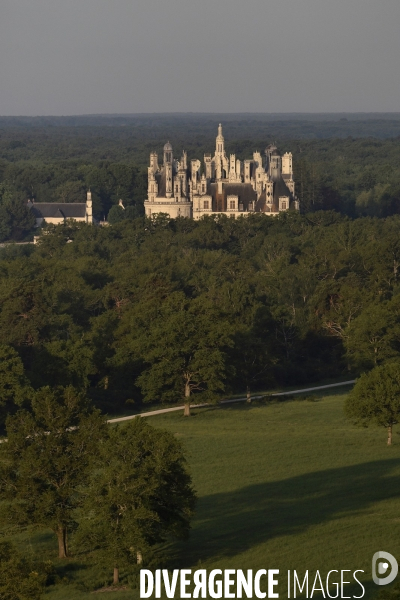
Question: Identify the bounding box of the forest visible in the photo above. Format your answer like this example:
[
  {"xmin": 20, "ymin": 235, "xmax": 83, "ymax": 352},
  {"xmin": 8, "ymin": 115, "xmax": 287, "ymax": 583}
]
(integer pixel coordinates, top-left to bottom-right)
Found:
[
  {"xmin": 1, "ymin": 114, "xmax": 400, "ymax": 241},
  {"xmin": 1, "ymin": 210, "xmax": 400, "ymax": 421}
]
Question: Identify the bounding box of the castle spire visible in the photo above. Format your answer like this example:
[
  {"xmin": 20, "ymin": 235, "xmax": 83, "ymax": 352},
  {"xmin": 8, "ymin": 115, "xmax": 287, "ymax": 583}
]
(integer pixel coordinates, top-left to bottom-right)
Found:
[{"xmin": 216, "ymin": 123, "xmax": 225, "ymax": 155}]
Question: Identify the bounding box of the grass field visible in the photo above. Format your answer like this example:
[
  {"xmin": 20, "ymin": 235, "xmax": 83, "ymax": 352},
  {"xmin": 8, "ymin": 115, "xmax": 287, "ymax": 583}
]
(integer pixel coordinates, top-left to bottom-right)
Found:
[{"xmin": 10, "ymin": 390, "xmax": 400, "ymax": 599}]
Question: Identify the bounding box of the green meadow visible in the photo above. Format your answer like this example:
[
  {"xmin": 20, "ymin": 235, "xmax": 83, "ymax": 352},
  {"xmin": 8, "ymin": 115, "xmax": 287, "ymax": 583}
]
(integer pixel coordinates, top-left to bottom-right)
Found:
[{"xmin": 11, "ymin": 390, "xmax": 400, "ymax": 599}]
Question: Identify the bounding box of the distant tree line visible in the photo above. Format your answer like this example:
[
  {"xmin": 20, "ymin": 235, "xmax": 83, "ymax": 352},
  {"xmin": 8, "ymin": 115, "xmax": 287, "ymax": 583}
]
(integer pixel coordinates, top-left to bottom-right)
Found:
[{"xmin": 1, "ymin": 119, "xmax": 400, "ymax": 240}]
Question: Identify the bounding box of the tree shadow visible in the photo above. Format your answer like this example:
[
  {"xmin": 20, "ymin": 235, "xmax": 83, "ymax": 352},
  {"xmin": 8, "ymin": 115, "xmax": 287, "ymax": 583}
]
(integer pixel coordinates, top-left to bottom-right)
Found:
[{"xmin": 174, "ymin": 458, "xmax": 400, "ymax": 565}]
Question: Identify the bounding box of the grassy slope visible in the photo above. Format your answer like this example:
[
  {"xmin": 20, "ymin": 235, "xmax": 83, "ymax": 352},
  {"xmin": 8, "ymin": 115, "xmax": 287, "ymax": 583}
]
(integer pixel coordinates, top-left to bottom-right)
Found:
[{"xmin": 28, "ymin": 391, "xmax": 400, "ymax": 598}]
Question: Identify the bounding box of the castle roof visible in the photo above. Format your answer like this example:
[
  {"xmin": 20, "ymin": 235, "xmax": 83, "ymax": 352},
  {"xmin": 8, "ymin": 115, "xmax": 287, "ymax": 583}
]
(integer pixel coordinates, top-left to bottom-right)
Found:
[
  {"xmin": 27, "ymin": 201, "xmax": 86, "ymax": 219},
  {"xmin": 255, "ymin": 177, "xmax": 293, "ymax": 213},
  {"xmin": 273, "ymin": 177, "xmax": 291, "ymax": 201},
  {"xmin": 209, "ymin": 183, "xmax": 257, "ymax": 211}
]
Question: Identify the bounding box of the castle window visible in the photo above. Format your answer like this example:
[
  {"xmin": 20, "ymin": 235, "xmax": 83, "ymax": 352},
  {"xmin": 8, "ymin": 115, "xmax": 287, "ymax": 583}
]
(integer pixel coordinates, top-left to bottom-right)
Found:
[
  {"xmin": 230, "ymin": 200, "xmax": 236, "ymax": 210},
  {"xmin": 204, "ymin": 200, "xmax": 209, "ymax": 210},
  {"xmin": 202, "ymin": 184, "xmax": 205, "ymax": 193},
  {"xmin": 282, "ymin": 202, "xmax": 287, "ymax": 210}
]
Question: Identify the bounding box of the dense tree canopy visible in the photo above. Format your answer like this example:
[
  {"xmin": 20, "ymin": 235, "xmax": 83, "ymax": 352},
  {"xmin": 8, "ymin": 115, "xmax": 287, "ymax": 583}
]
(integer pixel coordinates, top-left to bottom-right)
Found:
[
  {"xmin": 0, "ymin": 212, "xmax": 400, "ymax": 415},
  {"xmin": 0, "ymin": 344, "xmax": 32, "ymax": 422}
]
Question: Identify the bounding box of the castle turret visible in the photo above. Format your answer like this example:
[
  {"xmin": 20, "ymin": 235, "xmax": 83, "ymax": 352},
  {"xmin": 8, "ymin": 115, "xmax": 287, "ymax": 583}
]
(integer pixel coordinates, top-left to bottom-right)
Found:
[
  {"xmin": 181, "ymin": 150, "xmax": 187, "ymax": 171},
  {"xmin": 86, "ymin": 190, "xmax": 93, "ymax": 224},
  {"xmin": 191, "ymin": 159, "xmax": 201, "ymax": 196},
  {"xmin": 268, "ymin": 151, "xmax": 281, "ymax": 181},
  {"xmin": 150, "ymin": 152, "xmax": 159, "ymax": 173},
  {"xmin": 164, "ymin": 142, "xmax": 173, "ymax": 165},
  {"xmin": 174, "ymin": 177, "xmax": 181, "ymax": 202},
  {"xmin": 204, "ymin": 154, "xmax": 212, "ymax": 179},
  {"xmin": 164, "ymin": 142, "xmax": 173, "ymax": 198},
  {"xmin": 282, "ymin": 152, "xmax": 293, "ymax": 178}
]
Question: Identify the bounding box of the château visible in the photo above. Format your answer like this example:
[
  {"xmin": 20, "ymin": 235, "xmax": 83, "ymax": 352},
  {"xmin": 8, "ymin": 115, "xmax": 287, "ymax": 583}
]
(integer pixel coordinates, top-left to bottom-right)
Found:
[{"xmin": 144, "ymin": 124, "xmax": 299, "ymax": 219}]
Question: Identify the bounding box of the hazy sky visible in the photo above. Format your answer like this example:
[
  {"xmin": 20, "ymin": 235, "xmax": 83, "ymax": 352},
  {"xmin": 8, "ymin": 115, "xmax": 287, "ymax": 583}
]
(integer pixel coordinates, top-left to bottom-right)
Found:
[{"xmin": 1, "ymin": 0, "xmax": 400, "ymax": 115}]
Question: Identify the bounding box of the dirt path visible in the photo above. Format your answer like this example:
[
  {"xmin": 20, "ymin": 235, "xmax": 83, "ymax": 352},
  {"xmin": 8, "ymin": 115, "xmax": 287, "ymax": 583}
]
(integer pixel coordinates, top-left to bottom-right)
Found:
[{"xmin": 107, "ymin": 380, "xmax": 356, "ymax": 424}]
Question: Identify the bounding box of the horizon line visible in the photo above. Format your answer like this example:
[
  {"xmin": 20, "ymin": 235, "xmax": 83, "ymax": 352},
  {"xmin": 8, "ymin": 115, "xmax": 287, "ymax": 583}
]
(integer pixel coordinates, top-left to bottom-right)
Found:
[{"xmin": 2, "ymin": 111, "xmax": 400, "ymax": 118}]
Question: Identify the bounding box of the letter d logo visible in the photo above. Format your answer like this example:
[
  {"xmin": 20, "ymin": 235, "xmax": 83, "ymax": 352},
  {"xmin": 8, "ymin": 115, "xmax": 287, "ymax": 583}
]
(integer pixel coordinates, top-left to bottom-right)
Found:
[{"xmin": 372, "ymin": 552, "xmax": 398, "ymax": 585}]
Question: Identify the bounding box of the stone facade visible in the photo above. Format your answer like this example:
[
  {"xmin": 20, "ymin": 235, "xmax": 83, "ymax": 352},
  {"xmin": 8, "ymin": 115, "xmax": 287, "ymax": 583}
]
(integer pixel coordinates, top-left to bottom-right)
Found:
[{"xmin": 144, "ymin": 124, "xmax": 299, "ymax": 219}]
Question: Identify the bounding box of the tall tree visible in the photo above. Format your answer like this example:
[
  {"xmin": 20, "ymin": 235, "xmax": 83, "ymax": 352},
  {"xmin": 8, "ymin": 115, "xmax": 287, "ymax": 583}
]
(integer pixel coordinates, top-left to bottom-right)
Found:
[
  {"xmin": 344, "ymin": 303, "xmax": 400, "ymax": 370},
  {"xmin": 135, "ymin": 293, "xmax": 233, "ymax": 416},
  {"xmin": 75, "ymin": 419, "xmax": 196, "ymax": 585},
  {"xmin": 0, "ymin": 386, "xmax": 106, "ymax": 558},
  {"xmin": 345, "ymin": 362, "xmax": 400, "ymax": 445}
]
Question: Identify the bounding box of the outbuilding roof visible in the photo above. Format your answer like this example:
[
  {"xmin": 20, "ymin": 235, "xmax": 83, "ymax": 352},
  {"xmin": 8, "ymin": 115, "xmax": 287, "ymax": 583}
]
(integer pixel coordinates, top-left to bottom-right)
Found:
[{"xmin": 27, "ymin": 201, "xmax": 86, "ymax": 219}]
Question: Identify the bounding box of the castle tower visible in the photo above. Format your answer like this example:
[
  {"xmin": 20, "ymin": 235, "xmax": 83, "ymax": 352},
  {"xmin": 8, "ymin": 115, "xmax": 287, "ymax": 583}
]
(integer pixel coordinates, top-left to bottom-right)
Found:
[
  {"xmin": 148, "ymin": 170, "xmax": 156, "ymax": 201},
  {"xmin": 215, "ymin": 123, "xmax": 225, "ymax": 157},
  {"xmin": 86, "ymin": 190, "xmax": 93, "ymax": 224},
  {"xmin": 190, "ymin": 159, "xmax": 201, "ymax": 197},
  {"xmin": 282, "ymin": 152, "xmax": 293, "ymax": 178},
  {"xmin": 164, "ymin": 142, "xmax": 173, "ymax": 165},
  {"xmin": 181, "ymin": 150, "xmax": 187, "ymax": 171},
  {"xmin": 204, "ymin": 154, "xmax": 212, "ymax": 179},
  {"xmin": 164, "ymin": 142, "xmax": 173, "ymax": 198},
  {"xmin": 214, "ymin": 124, "xmax": 229, "ymax": 181},
  {"xmin": 174, "ymin": 177, "xmax": 181, "ymax": 202},
  {"xmin": 229, "ymin": 154, "xmax": 236, "ymax": 182},
  {"xmin": 150, "ymin": 152, "xmax": 158, "ymax": 173}
]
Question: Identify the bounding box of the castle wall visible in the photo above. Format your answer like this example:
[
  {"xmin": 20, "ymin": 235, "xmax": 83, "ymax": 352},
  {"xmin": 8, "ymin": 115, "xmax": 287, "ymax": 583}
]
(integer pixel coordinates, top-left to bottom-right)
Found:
[{"xmin": 145, "ymin": 201, "xmax": 192, "ymax": 219}]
